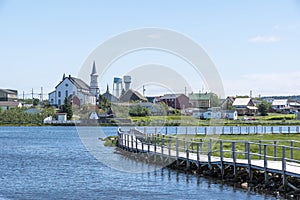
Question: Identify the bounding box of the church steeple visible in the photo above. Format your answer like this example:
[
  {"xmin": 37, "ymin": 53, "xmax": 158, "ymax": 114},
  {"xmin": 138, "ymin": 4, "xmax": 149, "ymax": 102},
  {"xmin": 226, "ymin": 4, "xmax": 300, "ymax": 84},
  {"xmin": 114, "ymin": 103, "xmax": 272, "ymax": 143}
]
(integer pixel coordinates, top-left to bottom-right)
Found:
[
  {"xmin": 90, "ymin": 61, "xmax": 99, "ymax": 98},
  {"xmin": 91, "ymin": 61, "xmax": 97, "ymax": 75}
]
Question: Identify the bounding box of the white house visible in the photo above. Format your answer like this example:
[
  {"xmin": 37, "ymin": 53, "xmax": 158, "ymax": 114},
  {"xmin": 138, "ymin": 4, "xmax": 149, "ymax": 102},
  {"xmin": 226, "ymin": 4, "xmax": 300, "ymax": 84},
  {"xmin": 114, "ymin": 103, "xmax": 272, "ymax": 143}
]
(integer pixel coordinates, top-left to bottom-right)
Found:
[
  {"xmin": 272, "ymin": 99, "xmax": 289, "ymax": 112},
  {"xmin": 48, "ymin": 62, "xmax": 99, "ymax": 107}
]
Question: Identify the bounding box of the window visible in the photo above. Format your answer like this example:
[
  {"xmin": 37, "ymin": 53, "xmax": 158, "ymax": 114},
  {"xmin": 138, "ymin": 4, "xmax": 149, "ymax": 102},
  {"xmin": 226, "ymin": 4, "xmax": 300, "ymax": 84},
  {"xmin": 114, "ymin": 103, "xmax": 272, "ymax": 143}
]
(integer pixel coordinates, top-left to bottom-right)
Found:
[
  {"xmin": 65, "ymin": 90, "xmax": 68, "ymax": 98},
  {"xmin": 58, "ymin": 91, "xmax": 61, "ymax": 97},
  {"xmin": 65, "ymin": 83, "xmax": 69, "ymax": 87},
  {"xmin": 58, "ymin": 99, "xmax": 61, "ymax": 105},
  {"xmin": 51, "ymin": 99, "xmax": 53, "ymax": 103}
]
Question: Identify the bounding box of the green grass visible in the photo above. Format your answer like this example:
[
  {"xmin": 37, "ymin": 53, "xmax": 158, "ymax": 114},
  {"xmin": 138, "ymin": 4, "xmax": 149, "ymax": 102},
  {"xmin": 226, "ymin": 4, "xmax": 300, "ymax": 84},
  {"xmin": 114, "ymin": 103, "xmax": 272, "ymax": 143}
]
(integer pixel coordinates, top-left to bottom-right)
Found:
[{"xmin": 150, "ymin": 134, "xmax": 300, "ymax": 161}]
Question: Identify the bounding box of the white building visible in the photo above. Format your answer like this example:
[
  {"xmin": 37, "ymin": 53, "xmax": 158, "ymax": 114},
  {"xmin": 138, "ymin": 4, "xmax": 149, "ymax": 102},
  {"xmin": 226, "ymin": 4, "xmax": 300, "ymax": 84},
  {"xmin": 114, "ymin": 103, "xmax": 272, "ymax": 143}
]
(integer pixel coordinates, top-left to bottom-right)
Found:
[{"xmin": 48, "ymin": 63, "xmax": 98, "ymax": 107}]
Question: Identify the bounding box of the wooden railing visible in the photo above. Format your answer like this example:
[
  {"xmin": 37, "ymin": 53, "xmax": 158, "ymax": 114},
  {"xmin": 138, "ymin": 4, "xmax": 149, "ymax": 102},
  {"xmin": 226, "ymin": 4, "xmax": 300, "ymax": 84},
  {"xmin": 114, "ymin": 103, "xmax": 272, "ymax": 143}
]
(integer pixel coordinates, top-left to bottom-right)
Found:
[{"xmin": 117, "ymin": 128, "xmax": 300, "ymax": 182}]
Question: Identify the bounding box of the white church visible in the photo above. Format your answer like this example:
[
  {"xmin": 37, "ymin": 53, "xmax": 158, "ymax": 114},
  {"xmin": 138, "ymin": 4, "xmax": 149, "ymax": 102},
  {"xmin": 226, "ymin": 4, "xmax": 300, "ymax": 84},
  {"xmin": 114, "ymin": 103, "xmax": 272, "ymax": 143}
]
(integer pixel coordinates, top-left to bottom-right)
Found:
[{"xmin": 48, "ymin": 62, "xmax": 99, "ymax": 107}]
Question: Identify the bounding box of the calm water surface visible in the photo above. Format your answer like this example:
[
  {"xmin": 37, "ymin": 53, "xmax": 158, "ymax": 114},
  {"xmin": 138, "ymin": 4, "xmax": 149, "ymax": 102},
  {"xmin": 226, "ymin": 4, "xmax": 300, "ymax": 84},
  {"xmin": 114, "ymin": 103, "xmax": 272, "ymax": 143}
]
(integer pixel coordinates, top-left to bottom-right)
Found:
[{"xmin": 0, "ymin": 126, "xmax": 275, "ymax": 200}]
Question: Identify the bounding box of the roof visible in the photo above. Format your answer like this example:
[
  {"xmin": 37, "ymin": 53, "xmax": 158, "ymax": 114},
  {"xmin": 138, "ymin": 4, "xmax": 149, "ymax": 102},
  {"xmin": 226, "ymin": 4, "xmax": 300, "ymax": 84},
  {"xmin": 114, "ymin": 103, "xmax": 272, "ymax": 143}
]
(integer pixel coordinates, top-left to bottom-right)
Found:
[
  {"xmin": 0, "ymin": 89, "xmax": 17, "ymax": 95},
  {"xmin": 119, "ymin": 89, "xmax": 147, "ymax": 102},
  {"xmin": 91, "ymin": 61, "xmax": 98, "ymax": 75},
  {"xmin": 0, "ymin": 101, "xmax": 21, "ymax": 107},
  {"xmin": 232, "ymin": 98, "xmax": 251, "ymax": 106},
  {"xmin": 272, "ymin": 99, "xmax": 288, "ymax": 106},
  {"xmin": 189, "ymin": 93, "xmax": 211, "ymax": 101},
  {"xmin": 69, "ymin": 77, "xmax": 90, "ymax": 90},
  {"xmin": 160, "ymin": 93, "xmax": 185, "ymax": 100}
]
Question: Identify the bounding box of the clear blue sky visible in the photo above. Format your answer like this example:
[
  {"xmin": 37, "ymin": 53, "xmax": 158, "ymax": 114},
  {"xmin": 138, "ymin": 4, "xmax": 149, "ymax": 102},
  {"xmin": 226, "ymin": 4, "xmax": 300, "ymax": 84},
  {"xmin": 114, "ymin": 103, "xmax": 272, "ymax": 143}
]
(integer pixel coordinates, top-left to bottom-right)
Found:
[{"xmin": 1, "ymin": 0, "xmax": 300, "ymax": 98}]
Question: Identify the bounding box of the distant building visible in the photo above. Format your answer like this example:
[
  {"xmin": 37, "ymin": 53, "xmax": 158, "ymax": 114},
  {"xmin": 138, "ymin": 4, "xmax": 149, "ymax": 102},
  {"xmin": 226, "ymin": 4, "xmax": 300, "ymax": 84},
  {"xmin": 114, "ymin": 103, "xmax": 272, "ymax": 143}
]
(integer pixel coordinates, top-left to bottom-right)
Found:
[
  {"xmin": 0, "ymin": 101, "xmax": 22, "ymax": 110},
  {"xmin": 48, "ymin": 62, "xmax": 98, "ymax": 107},
  {"xmin": 119, "ymin": 89, "xmax": 147, "ymax": 102},
  {"xmin": 272, "ymin": 99, "xmax": 289, "ymax": 112},
  {"xmin": 189, "ymin": 93, "xmax": 211, "ymax": 109},
  {"xmin": 221, "ymin": 96, "xmax": 236, "ymax": 110},
  {"xmin": 102, "ymin": 85, "xmax": 119, "ymax": 103},
  {"xmin": 160, "ymin": 94, "xmax": 190, "ymax": 109},
  {"xmin": 0, "ymin": 89, "xmax": 18, "ymax": 102},
  {"xmin": 232, "ymin": 98, "xmax": 257, "ymax": 116}
]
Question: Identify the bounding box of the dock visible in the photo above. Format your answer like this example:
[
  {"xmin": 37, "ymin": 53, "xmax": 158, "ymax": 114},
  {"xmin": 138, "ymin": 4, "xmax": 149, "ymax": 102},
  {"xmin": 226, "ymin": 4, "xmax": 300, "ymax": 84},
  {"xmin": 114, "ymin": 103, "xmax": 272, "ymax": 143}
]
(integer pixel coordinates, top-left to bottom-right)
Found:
[{"xmin": 117, "ymin": 128, "xmax": 300, "ymax": 194}]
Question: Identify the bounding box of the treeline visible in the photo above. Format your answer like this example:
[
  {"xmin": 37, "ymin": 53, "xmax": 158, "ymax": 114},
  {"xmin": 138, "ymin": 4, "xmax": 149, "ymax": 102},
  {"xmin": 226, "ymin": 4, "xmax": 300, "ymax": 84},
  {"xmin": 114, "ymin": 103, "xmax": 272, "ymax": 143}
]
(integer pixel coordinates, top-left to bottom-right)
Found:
[{"xmin": 0, "ymin": 107, "xmax": 56, "ymax": 124}]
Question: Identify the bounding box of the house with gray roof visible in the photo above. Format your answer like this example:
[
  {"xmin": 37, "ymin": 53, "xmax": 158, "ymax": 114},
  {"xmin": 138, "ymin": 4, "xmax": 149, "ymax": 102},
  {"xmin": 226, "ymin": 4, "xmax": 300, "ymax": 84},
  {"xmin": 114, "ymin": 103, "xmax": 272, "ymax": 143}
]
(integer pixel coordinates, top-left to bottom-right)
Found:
[{"xmin": 232, "ymin": 98, "xmax": 257, "ymax": 116}]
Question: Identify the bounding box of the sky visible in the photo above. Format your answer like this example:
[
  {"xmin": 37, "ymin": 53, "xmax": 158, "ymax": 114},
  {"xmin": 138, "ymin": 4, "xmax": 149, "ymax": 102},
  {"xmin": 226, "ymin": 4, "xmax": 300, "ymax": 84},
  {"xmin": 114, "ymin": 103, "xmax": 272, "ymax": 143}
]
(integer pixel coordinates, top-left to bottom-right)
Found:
[{"xmin": 1, "ymin": 0, "xmax": 300, "ymax": 99}]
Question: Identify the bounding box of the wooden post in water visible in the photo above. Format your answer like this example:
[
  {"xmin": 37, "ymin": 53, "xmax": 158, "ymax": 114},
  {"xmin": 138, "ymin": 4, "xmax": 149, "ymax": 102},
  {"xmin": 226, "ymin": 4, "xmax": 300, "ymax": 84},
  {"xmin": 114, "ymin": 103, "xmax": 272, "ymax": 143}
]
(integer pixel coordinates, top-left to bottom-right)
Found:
[
  {"xmin": 195, "ymin": 127, "xmax": 198, "ymax": 135},
  {"xmin": 264, "ymin": 144, "xmax": 268, "ymax": 182},
  {"xmin": 161, "ymin": 137, "xmax": 164, "ymax": 161},
  {"xmin": 186, "ymin": 148, "xmax": 190, "ymax": 169}
]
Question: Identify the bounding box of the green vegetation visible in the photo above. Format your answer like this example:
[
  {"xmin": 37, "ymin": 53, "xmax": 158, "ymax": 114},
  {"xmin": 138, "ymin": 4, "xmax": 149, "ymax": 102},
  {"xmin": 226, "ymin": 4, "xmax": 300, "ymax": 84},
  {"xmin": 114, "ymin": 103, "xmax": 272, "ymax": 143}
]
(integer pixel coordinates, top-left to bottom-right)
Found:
[
  {"xmin": 153, "ymin": 134, "xmax": 300, "ymax": 161},
  {"xmin": 61, "ymin": 97, "xmax": 73, "ymax": 120},
  {"xmin": 0, "ymin": 107, "xmax": 56, "ymax": 125},
  {"xmin": 129, "ymin": 105, "xmax": 149, "ymax": 117},
  {"xmin": 258, "ymin": 101, "xmax": 271, "ymax": 116}
]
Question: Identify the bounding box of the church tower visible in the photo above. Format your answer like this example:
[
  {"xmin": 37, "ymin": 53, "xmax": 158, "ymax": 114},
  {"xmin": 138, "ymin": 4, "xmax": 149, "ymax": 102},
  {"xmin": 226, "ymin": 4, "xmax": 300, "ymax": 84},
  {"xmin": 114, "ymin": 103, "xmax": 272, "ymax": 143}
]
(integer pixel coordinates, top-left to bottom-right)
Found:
[{"xmin": 90, "ymin": 61, "xmax": 99, "ymax": 98}]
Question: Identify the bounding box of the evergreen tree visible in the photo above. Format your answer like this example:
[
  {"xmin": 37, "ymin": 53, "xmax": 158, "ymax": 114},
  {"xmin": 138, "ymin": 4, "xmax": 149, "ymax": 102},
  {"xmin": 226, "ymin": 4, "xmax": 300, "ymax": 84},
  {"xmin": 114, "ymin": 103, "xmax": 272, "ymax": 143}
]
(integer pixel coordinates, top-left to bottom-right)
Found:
[{"xmin": 61, "ymin": 97, "xmax": 73, "ymax": 120}]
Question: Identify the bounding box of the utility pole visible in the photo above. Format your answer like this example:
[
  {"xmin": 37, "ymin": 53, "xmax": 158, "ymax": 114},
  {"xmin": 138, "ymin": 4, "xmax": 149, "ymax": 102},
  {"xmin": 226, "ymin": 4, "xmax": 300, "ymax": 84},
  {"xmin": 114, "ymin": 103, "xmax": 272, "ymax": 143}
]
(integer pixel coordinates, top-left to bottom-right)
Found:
[
  {"xmin": 23, "ymin": 91, "xmax": 25, "ymax": 101},
  {"xmin": 143, "ymin": 85, "xmax": 146, "ymax": 96},
  {"xmin": 32, "ymin": 88, "xmax": 34, "ymax": 104}
]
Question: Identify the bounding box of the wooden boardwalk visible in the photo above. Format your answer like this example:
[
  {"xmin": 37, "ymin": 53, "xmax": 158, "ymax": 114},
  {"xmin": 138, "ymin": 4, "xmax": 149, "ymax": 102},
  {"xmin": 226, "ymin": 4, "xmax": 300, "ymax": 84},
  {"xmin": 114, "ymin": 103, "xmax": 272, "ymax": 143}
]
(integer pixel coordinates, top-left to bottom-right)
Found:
[{"xmin": 117, "ymin": 128, "xmax": 300, "ymax": 189}]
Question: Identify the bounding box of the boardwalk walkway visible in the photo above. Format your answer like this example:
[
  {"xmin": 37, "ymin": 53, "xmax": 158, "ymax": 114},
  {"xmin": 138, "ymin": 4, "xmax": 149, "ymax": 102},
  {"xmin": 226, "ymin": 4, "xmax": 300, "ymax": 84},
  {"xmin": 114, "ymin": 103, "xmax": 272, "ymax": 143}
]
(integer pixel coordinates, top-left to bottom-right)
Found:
[{"xmin": 117, "ymin": 128, "xmax": 300, "ymax": 189}]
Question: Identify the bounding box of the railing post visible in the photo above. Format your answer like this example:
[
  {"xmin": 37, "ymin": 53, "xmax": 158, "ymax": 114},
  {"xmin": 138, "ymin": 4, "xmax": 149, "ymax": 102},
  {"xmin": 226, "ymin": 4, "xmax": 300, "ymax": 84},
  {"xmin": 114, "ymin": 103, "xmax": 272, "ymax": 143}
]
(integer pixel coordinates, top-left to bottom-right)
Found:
[
  {"xmin": 154, "ymin": 134, "xmax": 157, "ymax": 152},
  {"xmin": 274, "ymin": 141, "xmax": 277, "ymax": 161},
  {"xmin": 290, "ymin": 140, "xmax": 294, "ymax": 160},
  {"xmin": 264, "ymin": 144, "xmax": 268, "ymax": 182},
  {"xmin": 147, "ymin": 135, "xmax": 150, "ymax": 152},
  {"xmin": 244, "ymin": 142, "xmax": 247, "ymax": 159},
  {"xmin": 168, "ymin": 138, "xmax": 171, "ymax": 157},
  {"xmin": 258, "ymin": 140, "xmax": 262, "ymax": 159},
  {"xmin": 135, "ymin": 135, "xmax": 138, "ymax": 152},
  {"xmin": 200, "ymin": 139, "xmax": 203, "ymax": 154},
  {"xmin": 131, "ymin": 135, "xmax": 134, "ymax": 151},
  {"xmin": 282, "ymin": 146, "xmax": 286, "ymax": 188},
  {"xmin": 247, "ymin": 142, "xmax": 252, "ymax": 180},
  {"xmin": 186, "ymin": 126, "xmax": 188, "ymax": 135},
  {"xmin": 126, "ymin": 134, "xmax": 129, "ymax": 150},
  {"xmin": 195, "ymin": 127, "xmax": 198, "ymax": 135},
  {"xmin": 161, "ymin": 137, "xmax": 164, "ymax": 158},
  {"xmin": 176, "ymin": 138, "xmax": 179, "ymax": 165},
  {"xmin": 208, "ymin": 140, "xmax": 212, "ymax": 166},
  {"xmin": 196, "ymin": 142, "xmax": 200, "ymax": 167},
  {"xmin": 232, "ymin": 142, "xmax": 236, "ymax": 175},
  {"xmin": 220, "ymin": 140, "xmax": 224, "ymax": 178}
]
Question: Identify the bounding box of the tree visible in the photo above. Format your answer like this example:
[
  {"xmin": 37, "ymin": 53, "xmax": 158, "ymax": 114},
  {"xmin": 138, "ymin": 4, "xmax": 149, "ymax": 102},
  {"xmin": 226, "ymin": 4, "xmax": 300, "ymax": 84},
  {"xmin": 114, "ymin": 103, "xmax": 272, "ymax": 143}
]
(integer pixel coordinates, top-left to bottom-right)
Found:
[
  {"xmin": 61, "ymin": 97, "xmax": 73, "ymax": 120},
  {"xmin": 33, "ymin": 98, "xmax": 39, "ymax": 107},
  {"xmin": 209, "ymin": 93, "xmax": 220, "ymax": 107},
  {"xmin": 258, "ymin": 101, "xmax": 270, "ymax": 116}
]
